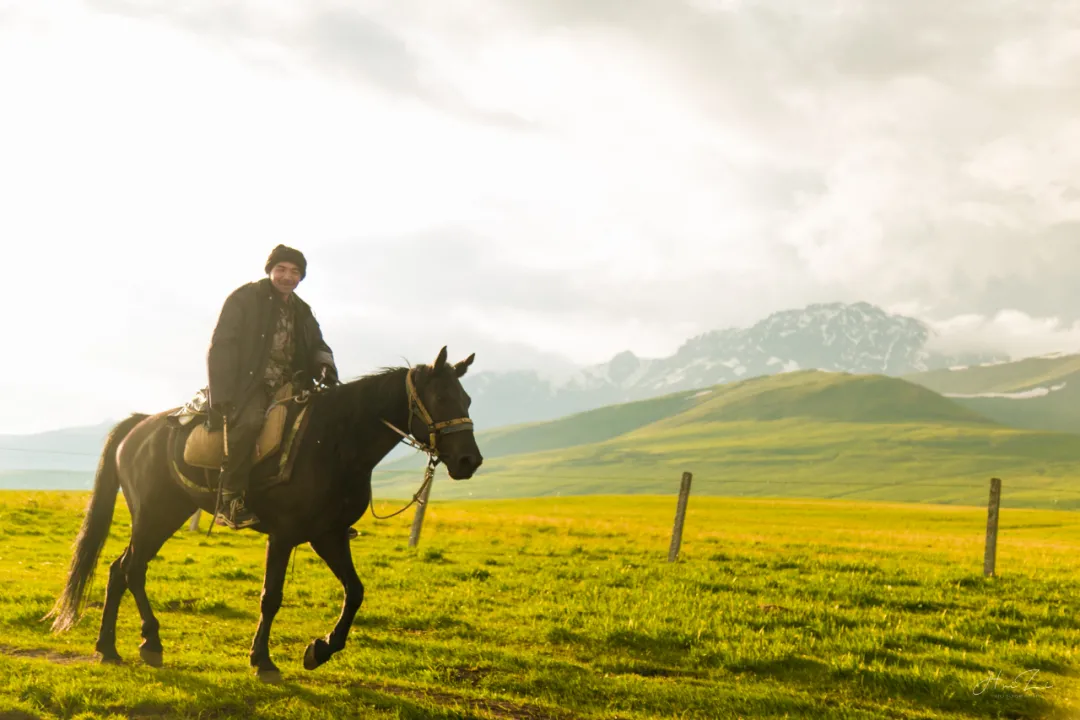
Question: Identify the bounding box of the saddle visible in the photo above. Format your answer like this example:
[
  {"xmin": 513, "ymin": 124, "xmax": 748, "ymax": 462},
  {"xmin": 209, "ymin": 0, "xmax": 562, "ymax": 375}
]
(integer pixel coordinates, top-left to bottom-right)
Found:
[{"xmin": 169, "ymin": 384, "xmax": 297, "ymax": 470}]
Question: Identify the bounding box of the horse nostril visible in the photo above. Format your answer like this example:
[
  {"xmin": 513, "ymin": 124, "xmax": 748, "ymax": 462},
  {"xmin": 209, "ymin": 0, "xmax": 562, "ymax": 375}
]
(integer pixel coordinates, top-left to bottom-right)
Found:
[{"xmin": 459, "ymin": 454, "xmax": 481, "ymax": 473}]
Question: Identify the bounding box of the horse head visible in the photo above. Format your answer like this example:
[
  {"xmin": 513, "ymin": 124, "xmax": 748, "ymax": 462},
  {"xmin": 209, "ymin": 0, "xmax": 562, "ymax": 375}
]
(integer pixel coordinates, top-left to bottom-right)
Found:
[{"xmin": 407, "ymin": 346, "xmax": 482, "ymax": 480}]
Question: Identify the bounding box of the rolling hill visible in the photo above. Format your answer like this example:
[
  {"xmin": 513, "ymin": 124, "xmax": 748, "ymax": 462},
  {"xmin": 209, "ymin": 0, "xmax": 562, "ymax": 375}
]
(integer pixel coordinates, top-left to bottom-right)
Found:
[
  {"xmin": 904, "ymin": 353, "xmax": 1080, "ymax": 434},
  {"xmin": 0, "ymin": 422, "xmax": 114, "ymax": 489},
  {"xmin": 375, "ymin": 370, "xmax": 1080, "ymax": 510}
]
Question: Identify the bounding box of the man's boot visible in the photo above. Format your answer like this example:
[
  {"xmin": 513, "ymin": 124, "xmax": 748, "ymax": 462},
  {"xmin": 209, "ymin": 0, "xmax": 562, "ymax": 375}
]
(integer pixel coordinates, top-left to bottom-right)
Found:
[{"xmin": 216, "ymin": 471, "xmax": 259, "ymax": 529}]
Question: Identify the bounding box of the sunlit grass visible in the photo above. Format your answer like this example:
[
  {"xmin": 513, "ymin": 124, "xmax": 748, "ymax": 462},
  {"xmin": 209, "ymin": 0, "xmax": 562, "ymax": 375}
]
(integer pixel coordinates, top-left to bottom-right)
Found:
[{"xmin": 0, "ymin": 491, "xmax": 1076, "ymax": 719}]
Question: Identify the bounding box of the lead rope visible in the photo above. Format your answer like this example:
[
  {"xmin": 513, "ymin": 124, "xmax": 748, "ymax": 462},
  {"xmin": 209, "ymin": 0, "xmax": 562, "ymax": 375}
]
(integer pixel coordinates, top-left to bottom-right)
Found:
[
  {"xmin": 368, "ymin": 455, "xmax": 439, "ymax": 520},
  {"xmin": 367, "ymin": 373, "xmax": 442, "ymax": 521}
]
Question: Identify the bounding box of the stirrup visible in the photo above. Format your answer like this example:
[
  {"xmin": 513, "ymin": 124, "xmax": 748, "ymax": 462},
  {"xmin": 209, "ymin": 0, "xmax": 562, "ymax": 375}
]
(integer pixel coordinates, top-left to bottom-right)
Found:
[{"xmin": 215, "ymin": 497, "xmax": 259, "ymax": 530}]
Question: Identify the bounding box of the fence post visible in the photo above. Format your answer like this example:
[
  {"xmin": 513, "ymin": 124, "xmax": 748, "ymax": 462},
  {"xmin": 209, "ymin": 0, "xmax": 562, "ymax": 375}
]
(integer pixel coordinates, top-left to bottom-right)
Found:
[
  {"xmin": 188, "ymin": 510, "xmax": 201, "ymax": 532},
  {"xmin": 408, "ymin": 477, "xmax": 435, "ymax": 548},
  {"xmin": 668, "ymin": 471, "xmax": 693, "ymax": 562},
  {"xmin": 984, "ymin": 477, "xmax": 1002, "ymax": 577}
]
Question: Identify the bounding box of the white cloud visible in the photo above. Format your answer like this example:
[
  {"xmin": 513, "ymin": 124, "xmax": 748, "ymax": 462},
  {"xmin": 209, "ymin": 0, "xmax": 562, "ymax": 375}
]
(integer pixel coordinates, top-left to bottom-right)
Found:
[
  {"xmin": 2, "ymin": 0, "xmax": 1080, "ymax": 432},
  {"xmin": 925, "ymin": 311, "xmax": 1080, "ymax": 359}
]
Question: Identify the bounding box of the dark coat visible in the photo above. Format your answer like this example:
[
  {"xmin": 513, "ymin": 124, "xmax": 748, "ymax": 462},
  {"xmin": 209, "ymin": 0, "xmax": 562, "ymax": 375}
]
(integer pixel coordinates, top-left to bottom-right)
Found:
[{"xmin": 207, "ymin": 278, "xmax": 336, "ymax": 409}]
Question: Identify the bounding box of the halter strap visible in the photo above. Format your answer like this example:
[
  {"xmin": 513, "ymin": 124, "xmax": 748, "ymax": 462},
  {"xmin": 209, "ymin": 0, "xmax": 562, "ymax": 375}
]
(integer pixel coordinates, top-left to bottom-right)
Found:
[{"xmin": 383, "ymin": 367, "xmax": 474, "ymax": 456}]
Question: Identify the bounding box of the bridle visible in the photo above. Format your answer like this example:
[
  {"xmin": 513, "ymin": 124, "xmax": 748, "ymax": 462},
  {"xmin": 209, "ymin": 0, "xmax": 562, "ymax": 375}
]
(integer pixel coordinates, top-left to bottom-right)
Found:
[
  {"xmin": 381, "ymin": 367, "xmax": 474, "ymax": 456},
  {"xmin": 372, "ymin": 367, "xmax": 474, "ymax": 519}
]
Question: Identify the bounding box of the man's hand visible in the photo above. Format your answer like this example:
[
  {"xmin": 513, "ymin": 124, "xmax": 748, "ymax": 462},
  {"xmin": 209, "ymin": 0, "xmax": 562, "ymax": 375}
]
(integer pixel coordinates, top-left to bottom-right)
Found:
[
  {"xmin": 318, "ymin": 364, "xmax": 339, "ymax": 386},
  {"xmin": 212, "ymin": 401, "xmax": 234, "ymax": 422}
]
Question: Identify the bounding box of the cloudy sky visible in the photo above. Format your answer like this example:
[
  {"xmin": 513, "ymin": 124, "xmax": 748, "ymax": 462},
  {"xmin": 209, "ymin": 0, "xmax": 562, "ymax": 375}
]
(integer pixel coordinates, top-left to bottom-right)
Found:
[{"xmin": 3, "ymin": 0, "xmax": 1080, "ymax": 433}]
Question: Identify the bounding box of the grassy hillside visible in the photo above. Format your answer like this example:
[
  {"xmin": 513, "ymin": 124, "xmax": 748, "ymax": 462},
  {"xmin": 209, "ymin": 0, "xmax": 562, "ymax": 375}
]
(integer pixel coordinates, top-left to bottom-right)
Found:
[
  {"xmin": 474, "ymin": 387, "xmax": 707, "ymax": 459},
  {"xmin": 0, "ymin": 422, "xmax": 112, "ymax": 472},
  {"xmin": 637, "ymin": 370, "xmax": 995, "ymax": 427},
  {"xmin": 906, "ymin": 355, "xmax": 1080, "ymax": 434},
  {"xmin": 385, "ymin": 369, "xmax": 995, "ymax": 473},
  {"xmin": 372, "ymin": 371, "xmax": 1080, "ymax": 509},
  {"xmin": 905, "ymin": 354, "xmax": 1080, "ymax": 394},
  {"xmin": 0, "ymin": 491, "xmax": 1077, "ymax": 718},
  {"xmin": 385, "ymin": 419, "xmax": 1080, "ymax": 508}
]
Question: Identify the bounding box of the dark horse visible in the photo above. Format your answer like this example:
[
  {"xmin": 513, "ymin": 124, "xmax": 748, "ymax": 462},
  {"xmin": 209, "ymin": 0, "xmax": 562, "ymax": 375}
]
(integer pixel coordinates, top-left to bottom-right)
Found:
[{"xmin": 45, "ymin": 347, "xmax": 482, "ymax": 682}]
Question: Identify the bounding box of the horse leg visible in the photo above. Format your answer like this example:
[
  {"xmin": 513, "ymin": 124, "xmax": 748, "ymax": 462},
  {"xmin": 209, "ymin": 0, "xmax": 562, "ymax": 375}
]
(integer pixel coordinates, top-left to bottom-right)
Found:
[
  {"xmin": 249, "ymin": 535, "xmax": 292, "ymax": 683},
  {"xmin": 95, "ymin": 546, "xmax": 132, "ymax": 663},
  {"xmin": 126, "ymin": 503, "xmax": 194, "ymax": 668},
  {"xmin": 303, "ymin": 530, "xmax": 364, "ymax": 670}
]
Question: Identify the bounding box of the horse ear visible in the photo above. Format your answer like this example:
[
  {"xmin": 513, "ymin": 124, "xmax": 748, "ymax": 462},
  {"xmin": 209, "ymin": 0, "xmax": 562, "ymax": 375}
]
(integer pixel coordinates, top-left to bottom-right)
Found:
[
  {"xmin": 433, "ymin": 346, "xmax": 448, "ymax": 372},
  {"xmin": 454, "ymin": 353, "xmax": 475, "ymax": 378}
]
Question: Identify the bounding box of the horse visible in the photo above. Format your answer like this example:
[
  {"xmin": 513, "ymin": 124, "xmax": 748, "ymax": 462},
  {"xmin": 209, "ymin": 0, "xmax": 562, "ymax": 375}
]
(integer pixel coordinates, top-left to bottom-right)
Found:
[{"xmin": 45, "ymin": 346, "xmax": 482, "ymax": 683}]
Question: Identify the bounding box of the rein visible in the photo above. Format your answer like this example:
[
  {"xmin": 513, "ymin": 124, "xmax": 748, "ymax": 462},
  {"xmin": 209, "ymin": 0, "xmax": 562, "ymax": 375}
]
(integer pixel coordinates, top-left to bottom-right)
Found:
[
  {"xmin": 260, "ymin": 368, "xmax": 469, "ymax": 521},
  {"xmin": 371, "ymin": 367, "xmax": 473, "ymax": 520}
]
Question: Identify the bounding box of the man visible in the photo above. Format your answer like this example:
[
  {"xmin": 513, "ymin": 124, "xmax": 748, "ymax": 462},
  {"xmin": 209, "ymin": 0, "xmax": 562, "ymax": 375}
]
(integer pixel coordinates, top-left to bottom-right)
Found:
[{"xmin": 206, "ymin": 244, "xmax": 338, "ymax": 528}]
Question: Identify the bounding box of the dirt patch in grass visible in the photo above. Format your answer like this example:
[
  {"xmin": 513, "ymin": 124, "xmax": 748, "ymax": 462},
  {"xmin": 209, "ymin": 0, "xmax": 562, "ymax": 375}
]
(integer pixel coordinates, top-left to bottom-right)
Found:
[
  {"xmin": 0, "ymin": 643, "xmax": 97, "ymax": 665},
  {"xmin": 352, "ymin": 679, "xmax": 573, "ymax": 720}
]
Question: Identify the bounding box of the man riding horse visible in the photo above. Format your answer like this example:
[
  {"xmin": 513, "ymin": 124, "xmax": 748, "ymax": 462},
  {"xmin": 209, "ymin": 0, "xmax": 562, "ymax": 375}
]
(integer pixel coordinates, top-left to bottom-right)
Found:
[{"xmin": 208, "ymin": 244, "xmax": 339, "ymax": 529}]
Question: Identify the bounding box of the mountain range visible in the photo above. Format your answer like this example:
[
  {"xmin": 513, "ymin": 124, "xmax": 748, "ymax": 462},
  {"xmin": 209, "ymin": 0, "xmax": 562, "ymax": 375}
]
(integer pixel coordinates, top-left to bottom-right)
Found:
[{"xmin": 464, "ymin": 301, "xmax": 1006, "ymax": 429}]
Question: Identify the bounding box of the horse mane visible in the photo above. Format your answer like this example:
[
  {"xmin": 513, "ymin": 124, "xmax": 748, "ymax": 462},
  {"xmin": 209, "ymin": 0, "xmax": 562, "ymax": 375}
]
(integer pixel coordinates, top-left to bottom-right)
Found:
[
  {"xmin": 312, "ymin": 365, "xmax": 407, "ymax": 420},
  {"xmin": 305, "ymin": 364, "xmax": 420, "ymax": 466}
]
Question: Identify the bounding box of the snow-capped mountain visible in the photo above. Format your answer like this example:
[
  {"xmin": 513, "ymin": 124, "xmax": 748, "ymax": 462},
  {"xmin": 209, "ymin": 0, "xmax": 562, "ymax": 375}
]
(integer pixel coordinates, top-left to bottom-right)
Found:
[{"xmin": 463, "ymin": 302, "xmax": 1006, "ymax": 429}]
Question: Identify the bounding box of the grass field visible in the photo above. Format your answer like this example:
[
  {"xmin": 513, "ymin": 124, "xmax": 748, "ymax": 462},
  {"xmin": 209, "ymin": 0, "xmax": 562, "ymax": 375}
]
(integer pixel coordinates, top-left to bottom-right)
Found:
[{"xmin": 0, "ymin": 491, "xmax": 1077, "ymax": 719}]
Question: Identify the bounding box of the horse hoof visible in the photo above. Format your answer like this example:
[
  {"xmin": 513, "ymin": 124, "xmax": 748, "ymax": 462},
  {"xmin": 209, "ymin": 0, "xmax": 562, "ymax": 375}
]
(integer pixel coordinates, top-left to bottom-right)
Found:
[
  {"xmin": 303, "ymin": 639, "xmax": 330, "ymax": 670},
  {"xmin": 258, "ymin": 669, "xmax": 283, "ymax": 685},
  {"xmin": 139, "ymin": 648, "xmax": 163, "ymax": 668},
  {"xmin": 303, "ymin": 642, "xmax": 318, "ymax": 670}
]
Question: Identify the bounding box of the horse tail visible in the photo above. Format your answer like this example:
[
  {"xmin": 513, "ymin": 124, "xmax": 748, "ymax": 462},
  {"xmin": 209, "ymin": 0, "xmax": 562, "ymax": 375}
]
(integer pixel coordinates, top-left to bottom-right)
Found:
[{"xmin": 45, "ymin": 412, "xmax": 148, "ymax": 633}]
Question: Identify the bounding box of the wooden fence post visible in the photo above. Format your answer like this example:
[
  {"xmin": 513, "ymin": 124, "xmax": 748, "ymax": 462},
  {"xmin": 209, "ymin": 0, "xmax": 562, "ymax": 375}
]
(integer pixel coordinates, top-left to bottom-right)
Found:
[
  {"xmin": 408, "ymin": 477, "xmax": 435, "ymax": 548},
  {"xmin": 984, "ymin": 477, "xmax": 1002, "ymax": 577},
  {"xmin": 188, "ymin": 510, "xmax": 201, "ymax": 532},
  {"xmin": 668, "ymin": 471, "xmax": 693, "ymax": 562}
]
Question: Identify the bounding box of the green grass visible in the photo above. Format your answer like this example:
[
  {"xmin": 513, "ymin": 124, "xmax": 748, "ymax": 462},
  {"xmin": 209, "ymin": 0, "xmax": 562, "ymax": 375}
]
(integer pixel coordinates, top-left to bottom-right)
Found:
[{"xmin": 0, "ymin": 491, "xmax": 1078, "ymax": 719}]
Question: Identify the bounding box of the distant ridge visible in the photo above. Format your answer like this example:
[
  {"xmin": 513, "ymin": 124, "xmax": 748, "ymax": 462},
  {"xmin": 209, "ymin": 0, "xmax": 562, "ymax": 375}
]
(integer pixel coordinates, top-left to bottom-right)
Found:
[{"xmin": 464, "ymin": 301, "xmax": 1006, "ymax": 429}]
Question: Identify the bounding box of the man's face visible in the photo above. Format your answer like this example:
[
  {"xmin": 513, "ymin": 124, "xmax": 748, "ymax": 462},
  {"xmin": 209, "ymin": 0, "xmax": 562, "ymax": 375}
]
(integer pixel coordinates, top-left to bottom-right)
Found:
[{"xmin": 269, "ymin": 262, "xmax": 303, "ymax": 296}]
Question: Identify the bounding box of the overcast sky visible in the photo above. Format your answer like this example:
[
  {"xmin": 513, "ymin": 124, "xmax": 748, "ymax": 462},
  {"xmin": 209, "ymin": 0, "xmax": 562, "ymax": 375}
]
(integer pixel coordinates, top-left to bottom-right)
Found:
[{"xmin": 3, "ymin": 0, "xmax": 1080, "ymax": 434}]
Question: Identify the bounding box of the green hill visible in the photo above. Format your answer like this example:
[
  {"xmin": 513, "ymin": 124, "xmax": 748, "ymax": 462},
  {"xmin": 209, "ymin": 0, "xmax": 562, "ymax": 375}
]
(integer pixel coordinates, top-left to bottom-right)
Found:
[
  {"xmin": 639, "ymin": 369, "xmax": 995, "ymax": 427},
  {"xmin": 473, "ymin": 387, "xmax": 708, "ymax": 459},
  {"xmin": 382, "ymin": 370, "xmax": 989, "ymax": 472},
  {"xmin": 905, "ymin": 353, "xmax": 1080, "ymax": 394},
  {"xmin": 905, "ymin": 354, "xmax": 1080, "ymax": 434},
  {"xmin": 374, "ymin": 370, "xmax": 1080, "ymax": 509}
]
